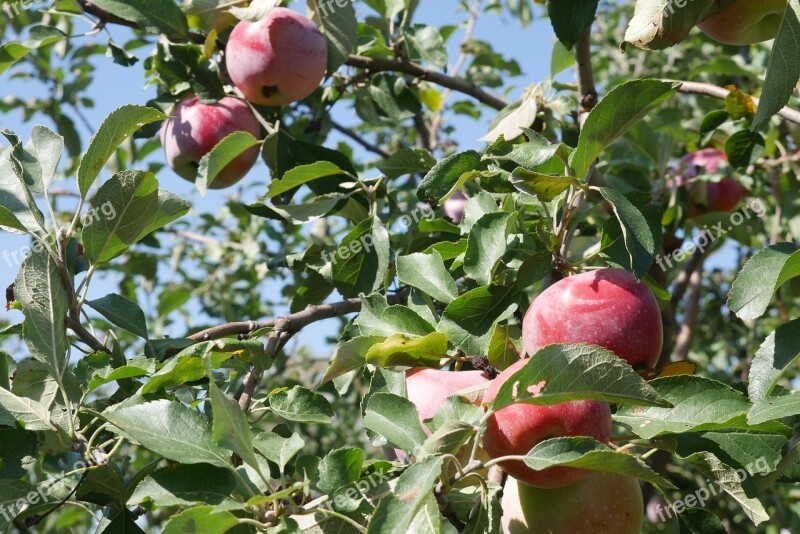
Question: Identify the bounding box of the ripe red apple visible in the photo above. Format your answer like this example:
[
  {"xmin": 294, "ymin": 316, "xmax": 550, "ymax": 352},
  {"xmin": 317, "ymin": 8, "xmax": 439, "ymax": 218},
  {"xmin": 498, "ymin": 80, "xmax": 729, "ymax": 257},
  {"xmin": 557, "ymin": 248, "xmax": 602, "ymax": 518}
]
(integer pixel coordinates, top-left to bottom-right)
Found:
[
  {"xmin": 678, "ymin": 149, "xmax": 747, "ymax": 216},
  {"xmin": 698, "ymin": 0, "xmax": 786, "ymax": 45},
  {"xmin": 160, "ymin": 95, "xmax": 260, "ymax": 189},
  {"xmin": 226, "ymin": 8, "xmax": 328, "ymax": 106},
  {"xmin": 522, "ymin": 269, "xmax": 663, "ymax": 369},
  {"xmin": 443, "ymin": 190, "xmax": 467, "ymax": 224},
  {"xmin": 501, "ymin": 471, "xmax": 644, "ymax": 534},
  {"xmin": 384, "ymin": 368, "xmax": 488, "ymax": 461},
  {"xmin": 481, "ymin": 358, "xmax": 612, "ymax": 488}
]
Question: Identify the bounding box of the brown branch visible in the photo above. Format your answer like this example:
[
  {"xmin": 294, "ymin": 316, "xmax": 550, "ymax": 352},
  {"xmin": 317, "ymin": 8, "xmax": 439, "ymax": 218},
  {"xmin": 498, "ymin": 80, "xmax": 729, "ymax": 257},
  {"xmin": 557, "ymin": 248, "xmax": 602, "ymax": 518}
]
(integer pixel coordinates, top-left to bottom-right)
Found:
[
  {"xmin": 330, "ymin": 120, "xmax": 391, "ymax": 158},
  {"xmin": 66, "ymin": 317, "xmax": 108, "ymax": 354},
  {"xmin": 345, "ymin": 55, "xmax": 508, "ymax": 111},
  {"xmin": 671, "ymin": 262, "xmax": 704, "ymax": 362},
  {"xmin": 669, "ymin": 80, "xmax": 800, "ymax": 126},
  {"xmin": 186, "ymin": 290, "xmax": 410, "ymax": 345}
]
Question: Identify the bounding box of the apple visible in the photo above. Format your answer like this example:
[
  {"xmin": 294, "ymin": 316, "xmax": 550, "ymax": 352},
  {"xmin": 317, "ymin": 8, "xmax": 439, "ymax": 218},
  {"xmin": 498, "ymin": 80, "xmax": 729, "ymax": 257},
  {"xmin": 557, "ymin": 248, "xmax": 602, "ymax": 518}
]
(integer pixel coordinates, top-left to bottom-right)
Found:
[
  {"xmin": 443, "ymin": 190, "xmax": 467, "ymax": 224},
  {"xmin": 698, "ymin": 0, "xmax": 786, "ymax": 45},
  {"xmin": 384, "ymin": 368, "xmax": 488, "ymax": 461},
  {"xmin": 226, "ymin": 8, "xmax": 328, "ymax": 106},
  {"xmin": 678, "ymin": 149, "xmax": 747, "ymax": 216},
  {"xmin": 522, "ymin": 268, "xmax": 663, "ymax": 369},
  {"xmin": 481, "ymin": 358, "xmax": 612, "ymax": 488},
  {"xmin": 501, "ymin": 471, "xmax": 644, "ymax": 534},
  {"xmin": 160, "ymin": 95, "xmax": 261, "ymax": 189}
]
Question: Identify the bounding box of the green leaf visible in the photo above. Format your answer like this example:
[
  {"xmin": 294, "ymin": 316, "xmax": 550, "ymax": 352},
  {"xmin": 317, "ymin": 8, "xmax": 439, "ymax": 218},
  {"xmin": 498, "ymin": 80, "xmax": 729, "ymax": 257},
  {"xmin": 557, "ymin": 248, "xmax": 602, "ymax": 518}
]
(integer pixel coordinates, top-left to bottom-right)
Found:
[
  {"xmin": 614, "ymin": 375, "xmax": 787, "ymax": 439},
  {"xmin": 92, "ymin": 0, "xmax": 189, "ymax": 37},
  {"xmin": 752, "ymin": 0, "xmax": 800, "ymax": 128},
  {"xmin": 0, "ymin": 480, "xmax": 38, "ymax": 531},
  {"xmin": 748, "ymin": 392, "xmax": 800, "ymax": 425},
  {"xmin": 101, "ymin": 399, "xmax": 233, "ymax": 468},
  {"xmin": 523, "ymin": 437, "xmax": 674, "ymax": 487},
  {"xmin": 377, "ymin": 148, "xmax": 436, "ymax": 179},
  {"xmin": 728, "ymin": 243, "xmax": 800, "ymax": 320},
  {"xmin": 253, "ymin": 432, "xmax": 305, "ymax": 473},
  {"xmin": 368, "ymin": 73, "xmax": 422, "ymax": 121},
  {"xmin": 725, "ymin": 130, "xmax": 765, "ymax": 169},
  {"xmin": 355, "ymin": 293, "xmax": 435, "ymax": 337},
  {"xmin": 364, "ymin": 333, "xmax": 448, "ymax": 369},
  {"xmin": 162, "ymin": 506, "xmax": 238, "ymax": 534},
  {"xmin": 417, "ymin": 151, "xmax": 482, "ymax": 205},
  {"xmin": 316, "ymin": 447, "xmax": 365, "ymax": 494},
  {"xmin": 367, "ymin": 456, "xmax": 444, "ymax": 534},
  {"xmin": 438, "ymin": 285, "xmax": 519, "ymax": 355},
  {"xmin": 309, "ymin": 0, "xmax": 357, "ymax": 73},
  {"xmin": 26, "ymin": 125, "xmax": 64, "ymax": 190},
  {"xmin": 363, "ymin": 393, "xmax": 428, "ymax": 454},
  {"xmin": 268, "ymin": 386, "xmax": 334, "ymax": 424},
  {"xmin": 594, "ymin": 186, "xmax": 656, "ymax": 278},
  {"xmin": 204, "ymin": 356, "xmax": 261, "ymax": 475},
  {"xmin": 417, "ymin": 420, "xmax": 474, "ymax": 458},
  {"xmin": 128, "ymin": 464, "xmax": 237, "ymax": 507},
  {"xmin": 77, "ymin": 105, "xmax": 165, "ymax": 197},
  {"xmin": 570, "ymin": 79, "xmax": 680, "ymax": 179},
  {"xmin": 397, "ymin": 251, "xmax": 459, "ymax": 304},
  {"xmin": 0, "ymin": 205, "xmax": 27, "ymax": 234},
  {"xmin": 265, "ymin": 161, "xmax": 344, "ymax": 199},
  {"xmin": 0, "ymin": 387, "xmax": 56, "ymax": 431},
  {"xmin": 510, "ymin": 169, "xmax": 579, "ymax": 202},
  {"xmin": 331, "ymin": 216, "xmax": 390, "ymax": 298},
  {"xmin": 138, "ymin": 190, "xmax": 190, "ymax": 236},
  {"xmin": 677, "ymin": 508, "xmax": 727, "ymax": 534},
  {"xmin": 748, "ymin": 319, "xmax": 800, "ymax": 402},
  {"xmin": 623, "ymin": 0, "xmax": 720, "ymax": 50},
  {"xmin": 464, "ymin": 212, "xmax": 515, "ymax": 286},
  {"xmin": 0, "ymin": 429, "xmax": 37, "ymax": 479},
  {"xmin": 142, "ymin": 342, "xmax": 252, "ymax": 393},
  {"xmin": 82, "ymin": 170, "xmax": 160, "ymax": 263},
  {"xmin": 196, "ymin": 131, "xmax": 260, "ymax": 195},
  {"xmin": 86, "ymin": 294, "xmax": 149, "ymax": 340},
  {"xmin": 491, "ymin": 344, "xmax": 670, "ymax": 411},
  {"xmin": 487, "ymin": 325, "xmax": 522, "ymax": 371},
  {"xmin": 15, "ymin": 248, "xmax": 69, "ymax": 383},
  {"xmin": 680, "ymin": 452, "xmax": 769, "ymax": 525},
  {"xmin": 0, "ymin": 26, "xmax": 67, "ymax": 76},
  {"xmin": 404, "ymin": 24, "xmax": 447, "ymax": 69},
  {"xmin": 546, "ymin": 0, "xmax": 599, "ymax": 49},
  {"xmin": 0, "ymin": 148, "xmax": 46, "ymax": 234}
]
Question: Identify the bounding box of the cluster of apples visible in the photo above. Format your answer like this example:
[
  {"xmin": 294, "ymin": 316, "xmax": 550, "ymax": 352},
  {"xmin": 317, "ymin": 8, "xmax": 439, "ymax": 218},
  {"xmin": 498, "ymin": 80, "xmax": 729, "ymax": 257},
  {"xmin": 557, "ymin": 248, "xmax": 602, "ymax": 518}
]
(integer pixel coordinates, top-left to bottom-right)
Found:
[
  {"xmin": 698, "ymin": 0, "xmax": 786, "ymax": 45},
  {"xmin": 670, "ymin": 148, "xmax": 747, "ymax": 220},
  {"xmin": 402, "ymin": 269, "xmax": 662, "ymax": 533},
  {"xmin": 160, "ymin": 8, "xmax": 328, "ymax": 188}
]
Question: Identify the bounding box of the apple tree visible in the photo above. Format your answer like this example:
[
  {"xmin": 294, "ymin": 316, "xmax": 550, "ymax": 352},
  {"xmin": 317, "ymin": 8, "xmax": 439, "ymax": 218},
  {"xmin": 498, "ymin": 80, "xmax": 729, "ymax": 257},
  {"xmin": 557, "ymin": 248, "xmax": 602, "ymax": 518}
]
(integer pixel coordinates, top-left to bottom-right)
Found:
[{"xmin": 0, "ymin": 0, "xmax": 799, "ymax": 532}]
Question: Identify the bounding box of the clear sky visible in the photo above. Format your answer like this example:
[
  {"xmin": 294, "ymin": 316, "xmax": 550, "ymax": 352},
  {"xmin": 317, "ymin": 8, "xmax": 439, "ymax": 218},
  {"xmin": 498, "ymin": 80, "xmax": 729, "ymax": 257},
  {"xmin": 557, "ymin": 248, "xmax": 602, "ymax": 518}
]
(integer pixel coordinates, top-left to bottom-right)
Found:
[{"xmin": 0, "ymin": 1, "xmax": 735, "ymax": 358}]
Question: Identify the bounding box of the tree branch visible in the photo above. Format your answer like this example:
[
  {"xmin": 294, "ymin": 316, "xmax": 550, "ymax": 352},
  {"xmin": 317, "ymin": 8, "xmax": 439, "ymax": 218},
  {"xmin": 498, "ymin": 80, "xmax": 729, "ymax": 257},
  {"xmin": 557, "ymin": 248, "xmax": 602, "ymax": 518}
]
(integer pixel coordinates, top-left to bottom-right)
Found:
[
  {"xmin": 669, "ymin": 80, "xmax": 800, "ymax": 126},
  {"xmin": 78, "ymin": 0, "xmax": 207, "ymax": 44},
  {"xmin": 575, "ymin": 27, "xmax": 598, "ymax": 119},
  {"xmin": 330, "ymin": 120, "xmax": 391, "ymax": 158},
  {"xmin": 345, "ymin": 55, "xmax": 508, "ymax": 111}
]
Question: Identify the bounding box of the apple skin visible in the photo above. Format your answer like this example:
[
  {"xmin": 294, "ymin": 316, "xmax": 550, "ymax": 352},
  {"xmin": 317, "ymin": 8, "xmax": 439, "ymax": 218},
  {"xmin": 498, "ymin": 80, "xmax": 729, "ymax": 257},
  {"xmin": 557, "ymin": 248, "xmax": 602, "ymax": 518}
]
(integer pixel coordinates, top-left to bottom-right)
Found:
[
  {"xmin": 501, "ymin": 471, "xmax": 644, "ymax": 534},
  {"xmin": 698, "ymin": 0, "xmax": 786, "ymax": 45},
  {"xmin": 679, "ymin": 149, "xmax": 747, "ymax": 216},
  {"xmin": 481, "ymin": 359, "xmax": 612, "ymax": 488},
  {"xmin": 443, "ymin": 190, "xmax": 468, "ymax": 224},
  {"xmin": 160, "ymin": 95, "xmax": 261, "ymax": 189},
  {"xmin": 384, "ymin": 368, "xmax": 488, "ymax": 461},
  {"xmin": 522, "ymin": 268, "xmax": 663, "ymax": 369},
  {"xmin": 226, "ymin": 8, "xmax": 328, "ymax": 106}
]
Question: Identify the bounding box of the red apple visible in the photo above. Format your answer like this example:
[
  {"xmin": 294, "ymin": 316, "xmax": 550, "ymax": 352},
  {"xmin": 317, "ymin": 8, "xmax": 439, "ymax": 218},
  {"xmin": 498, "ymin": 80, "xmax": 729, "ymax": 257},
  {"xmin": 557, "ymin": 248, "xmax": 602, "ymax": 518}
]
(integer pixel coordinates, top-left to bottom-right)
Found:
[
  {"xmin": 384, "ymin": 368, "xmax": 488, "ymax": 461},
  {"xmin": 501, "ymin": 471, "xmax": 644, "ymax": 534},
  {"xmin": 443, "ymin": 190, "xmax": 467, "ymax": 224},
  {"xmin": 160, "ymin": 95, "xmax": 261, "ymax": 189},
  {"xmin": 481, "ymin": 359, "xmax": 612, "ymax": 488},
  {"xmin": 522, "ymin": 269, "xmax": 663, "ymax": 369},
  {"xmin": 698, "ymin": 0, "xmax": 786, "ymax": 45},
  {"xmin": 678, "ymin": 149, "xmax": 747, "ymax": 216},
  {"xmin": 226, "ymin": 8, "xmax": 328, "ymax": 106}
]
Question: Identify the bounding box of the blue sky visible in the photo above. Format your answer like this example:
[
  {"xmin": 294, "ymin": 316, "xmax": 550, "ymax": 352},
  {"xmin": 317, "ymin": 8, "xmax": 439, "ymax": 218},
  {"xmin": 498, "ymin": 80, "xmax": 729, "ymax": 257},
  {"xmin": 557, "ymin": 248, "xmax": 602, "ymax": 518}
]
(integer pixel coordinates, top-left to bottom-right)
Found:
[{"xmin": 0, "ymin": 1, "xmax": 735, "ymax": 357}]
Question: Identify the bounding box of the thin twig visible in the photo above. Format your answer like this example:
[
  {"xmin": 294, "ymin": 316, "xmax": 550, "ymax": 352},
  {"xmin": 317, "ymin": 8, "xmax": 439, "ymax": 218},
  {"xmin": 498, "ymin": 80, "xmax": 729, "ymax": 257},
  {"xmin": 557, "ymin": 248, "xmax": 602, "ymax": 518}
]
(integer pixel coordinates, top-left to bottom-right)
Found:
[
  {"xmin": 669, "ymin": 80, "xmax": 800, "ymax": 126},
  {"xmin": 330, "ymin": 120, "xmax": 391, "ymax": 158}
]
